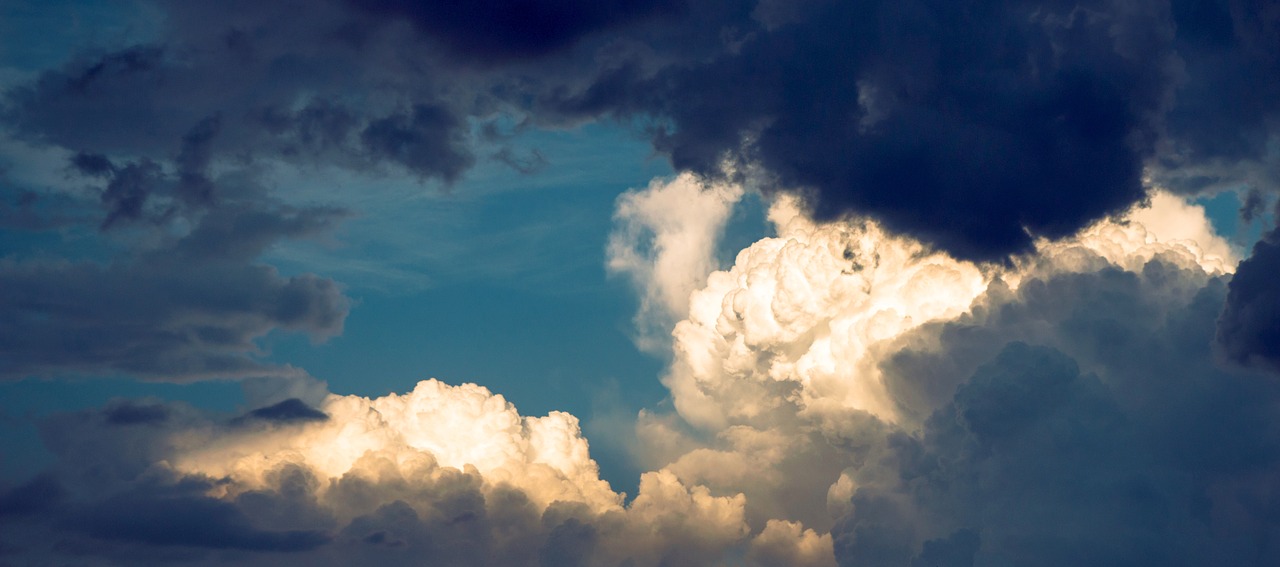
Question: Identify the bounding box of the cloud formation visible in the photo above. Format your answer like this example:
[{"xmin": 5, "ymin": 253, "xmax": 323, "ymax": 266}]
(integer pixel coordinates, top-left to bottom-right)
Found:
[
  {"xmin": 4, "ymin": 0, "xmax": 1280, "ymax": 383},
  {"xmin": 5, "ymin": 181, "xmax": 1279, "ymax": 566},
  {"xmin": 623, "ymin": 187, "xmax": 1274, "ymax": 565},
  {"xmin": 2, "ymin": 377, "xmax": 840, "ymax": 565},
  {"xmin": 1217, "ymin": 225, "xmax": 1280, "ymax": 373},
  {"xmin": 545, "ymin": 0, "xmax": 1182, "ymax": 259},
  {"xmin": 6, "ymin": 0, "xmax": 1280, "ymax": 564},
  {"xmin": 607, "ymin": 172, "xmax": 744, "ymax": 352}
]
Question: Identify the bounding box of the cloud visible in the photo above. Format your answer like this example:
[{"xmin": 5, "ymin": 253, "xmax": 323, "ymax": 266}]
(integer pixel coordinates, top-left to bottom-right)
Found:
[
  {"xmin": 103, "ymin": 401, "xmax": 172, "ymax": 426},
  {"xmin": 1216, "ymin": 227, "xmax": 1280, "ymax": 373},
  {"xmin": 662, "ymin": 192, "xmax": 989, "ymax": 431},
  {"xmin": 7, "ymin": 0, "xmax": 1280, "ymax": 266},
  {"xmin": 2, "ymin": 378, "xmax": 804, "ymax": 566},
  {"xmin": 834, "ymin": 282, "xmax": 1280, "ymax": 566},
  {"xmin": 1, "ymin": 3, "xmax": 479, "ymax": 181},
  {"xmin": 617, "ymin": 185, "xmax": 1272, "ymax": 565},
  {"xmin": 546, "ymin": 0, "xmax": 1184, "ymax": 260},
  {"xmin": 518, "ymin": 0, "xmax": 1280, "ymax": 262},
  {"xmin": 1, "ymin": 83, "xmax": 353, "ymax": 381},
  {"xmin": 72, "ymin": 488, "xmax": 333, "ymax": 552},
  {"xmin": 607, "ymin": 172, "xmax": 744, "ymax": 352},
  {"xmin": 346, "ymin": 0, "xmax": 683, "ymax": 62},
  {"xmin": 5, "ymin": 186, "xmax": 1278, "ymax": 566},
  {"xmin": 5, "ymin": 1, "xmax": 1280, "ymax": 564},
  {"xmin": 1154, "ymin": 0, "xmax": 1280, "ymax": 195},
  {"xmin": 240, "ymin": 399, "xmax": 330, "ymax": 423},
  {"xmin": 810, "ymin": 200, "xmax": 1278, "ymax": 565},
  {"xmin": 747, "ymin": 519, "xmax": 837, "ymax": 567},
  {"xmin": 0, "ymin": 229, "xmax": 350, "ymax": 381},
  {"xmin": 0, "ymin": 474, "xmax": 61, "ymax": 517}
]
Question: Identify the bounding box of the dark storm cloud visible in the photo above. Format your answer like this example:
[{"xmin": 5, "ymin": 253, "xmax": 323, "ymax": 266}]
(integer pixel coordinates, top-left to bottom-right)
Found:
[
  {"xmin": 7, "ymin": 0, "xmax": 1280, "ymax": 265},
  {"xmin": 98, "ymin": 158, "xmax": 164, "ymax": 229},
  {"xmin": 1154, "ymin": 0, "xmax": 1280, "ymax": 194},
  {"xmin": 0, "ymin": 400, "xmax": 619, "ymax": 566},
  {"xmin": 829, "ymin": 254, "xmax": 1280, "ymax": 566},
  {"xmin": 541, "ymin": 0, "xmax": 1182, "ymax": 260},
  {"xmin": 240, "ymin": 398, "xmax": 329, "ymax": 423},
  {"xmin": 0, "ymin": 200, "xmax": 351, "ymax": 382},
  {"xmin": 103, "ymin": 401, "xmax": 171, "ymax": 426},
  {"xmin": 359, "ymin": 104, "xmax": 474, "ymax": 181},
  {"xmin": 73, "ymin": 489, "xmax": 332, "ymax": 552},
  {"xmin": 1216, "ymin": 227, "xmax": 1280, "ymax": 373},
  {"xmin": 516, "ymin": 0, "xmax": 1280, "ymax": 260},
  {"xmin": 68, "ymin": 151, "xmax": 115, "ymax": 177},
  {"xmin": 0, "ymin": 474, "xmax": 62, "ymax": 517},
  {"xmin": 347, "ymin": 0, "xmax": 683, "ymax": 62}
]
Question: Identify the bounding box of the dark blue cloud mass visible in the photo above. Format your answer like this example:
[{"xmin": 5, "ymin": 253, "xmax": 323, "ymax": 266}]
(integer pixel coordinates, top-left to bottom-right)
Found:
[
  {"xmin": 1217, "ymin": 225, "xmax": 1280, "ymax": 373},
  {"xmin": 347, "ymin": 0, "xmax": 684, "ymax": 62},
  {"xmin": 839, "ymin": 256, "xmax": 1280, "ymax": 566},
  {"xmin": 240, "ymin": 398, "xmax": 330, "ymax": 423},
  {"xmin": 6, "ymin": 0, "xmax": 1278, "ymax": 262}
]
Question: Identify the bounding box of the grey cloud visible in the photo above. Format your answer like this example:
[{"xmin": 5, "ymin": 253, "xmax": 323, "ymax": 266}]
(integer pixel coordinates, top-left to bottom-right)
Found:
[
  {"xmin": 359, "ymin": 104, "xmax": 474, "ymax": 182},
  {"xmin": 1, "ymin": 385, "xmax": 769, "ymax": 566},
  {"xmin": 0, "ymin": 474, "xmax": 62, "ymax": 517},
  {"xmin": 240, "ymin": 398, "xmax": 329, "ymax": 423},
  {"xmin": 8, "ymin": 0, "xmax": 1280, "ymax": 266},
  {"xmin": 3, "ymin": 2, "xmax": 479, "ymax": 183},
  {"xmin": 69, "ymin": 151, "xmax": 115, "ymax": 177},
  {"xmin": 0, "ymin": 1, "xmax": 498, "ymax": 387},
  {"xmin": 911, "ymin": 529, "xmax": 979, "ymax": 567},
  {"xmin": 542, "ymin": 0, "xmax": 1182, "ymax": 261},
  {"xmin": 72, "ymin": 489, "xmax": 333, "ymax": 552},
  {"xmin": 1238, "ymin": 189, "xmax": 1268, "ymax": 223},
  {"xmin": 1216, "ymin": 228, "xmax": 1280, "ymax": 373},
  {"xmin": 1154, "ymin": 0, "xmax": 1280, "ymax": 195},
  {"xmin": 0, "ymin": 183, "xmax": 92, "ymax": 231},
  {"xmin": 103, "ymin": 401, "xmax": 172, "ymax": 426},
  {"xmin": 174, "ymin": 113, "xmax": 221, "ymax": 208},
  {"xmin": 346, "ymin": 0, "xmax": 683, "ymax": 63},
  {"xmin": 832, "ymin": 254, "xmax": 1280, "ymax": 565},
  {"xmin": 1, "ymin": 403, "xmax": 577, "ymax": 565},
  {"xmin": 99, "ymin": 158, "xmax": 164, "ymax": 229},
  {"xmin": 525, "ymin": 0, "xmax": 1280, "ymax": 261},
  {"xmin": 0, "ymin": 258, "xmax": 348, "ymax": 381},
  {"xmin": 2, "ymin": 99, "xmax": 352, "ymax": 381},
  {"xmin": 0, "ymin": 200, "xmax": 350, "ymax": 381}
]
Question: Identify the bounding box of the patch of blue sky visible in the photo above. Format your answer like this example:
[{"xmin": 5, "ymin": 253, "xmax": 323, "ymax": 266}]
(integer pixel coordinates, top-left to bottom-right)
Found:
[
  {"xmin": 260, "ymin": 120, "xmax": 673, "ymax": 292},
  {"xmin": 1195, "ymin": 188, "xmax": 1274, "ymax": 255}
]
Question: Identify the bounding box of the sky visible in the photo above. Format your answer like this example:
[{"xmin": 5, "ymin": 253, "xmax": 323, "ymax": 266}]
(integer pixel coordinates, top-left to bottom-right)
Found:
[{"xmin": 1, "ymin": 1, "xmax": 1280, "ymax": 565}]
